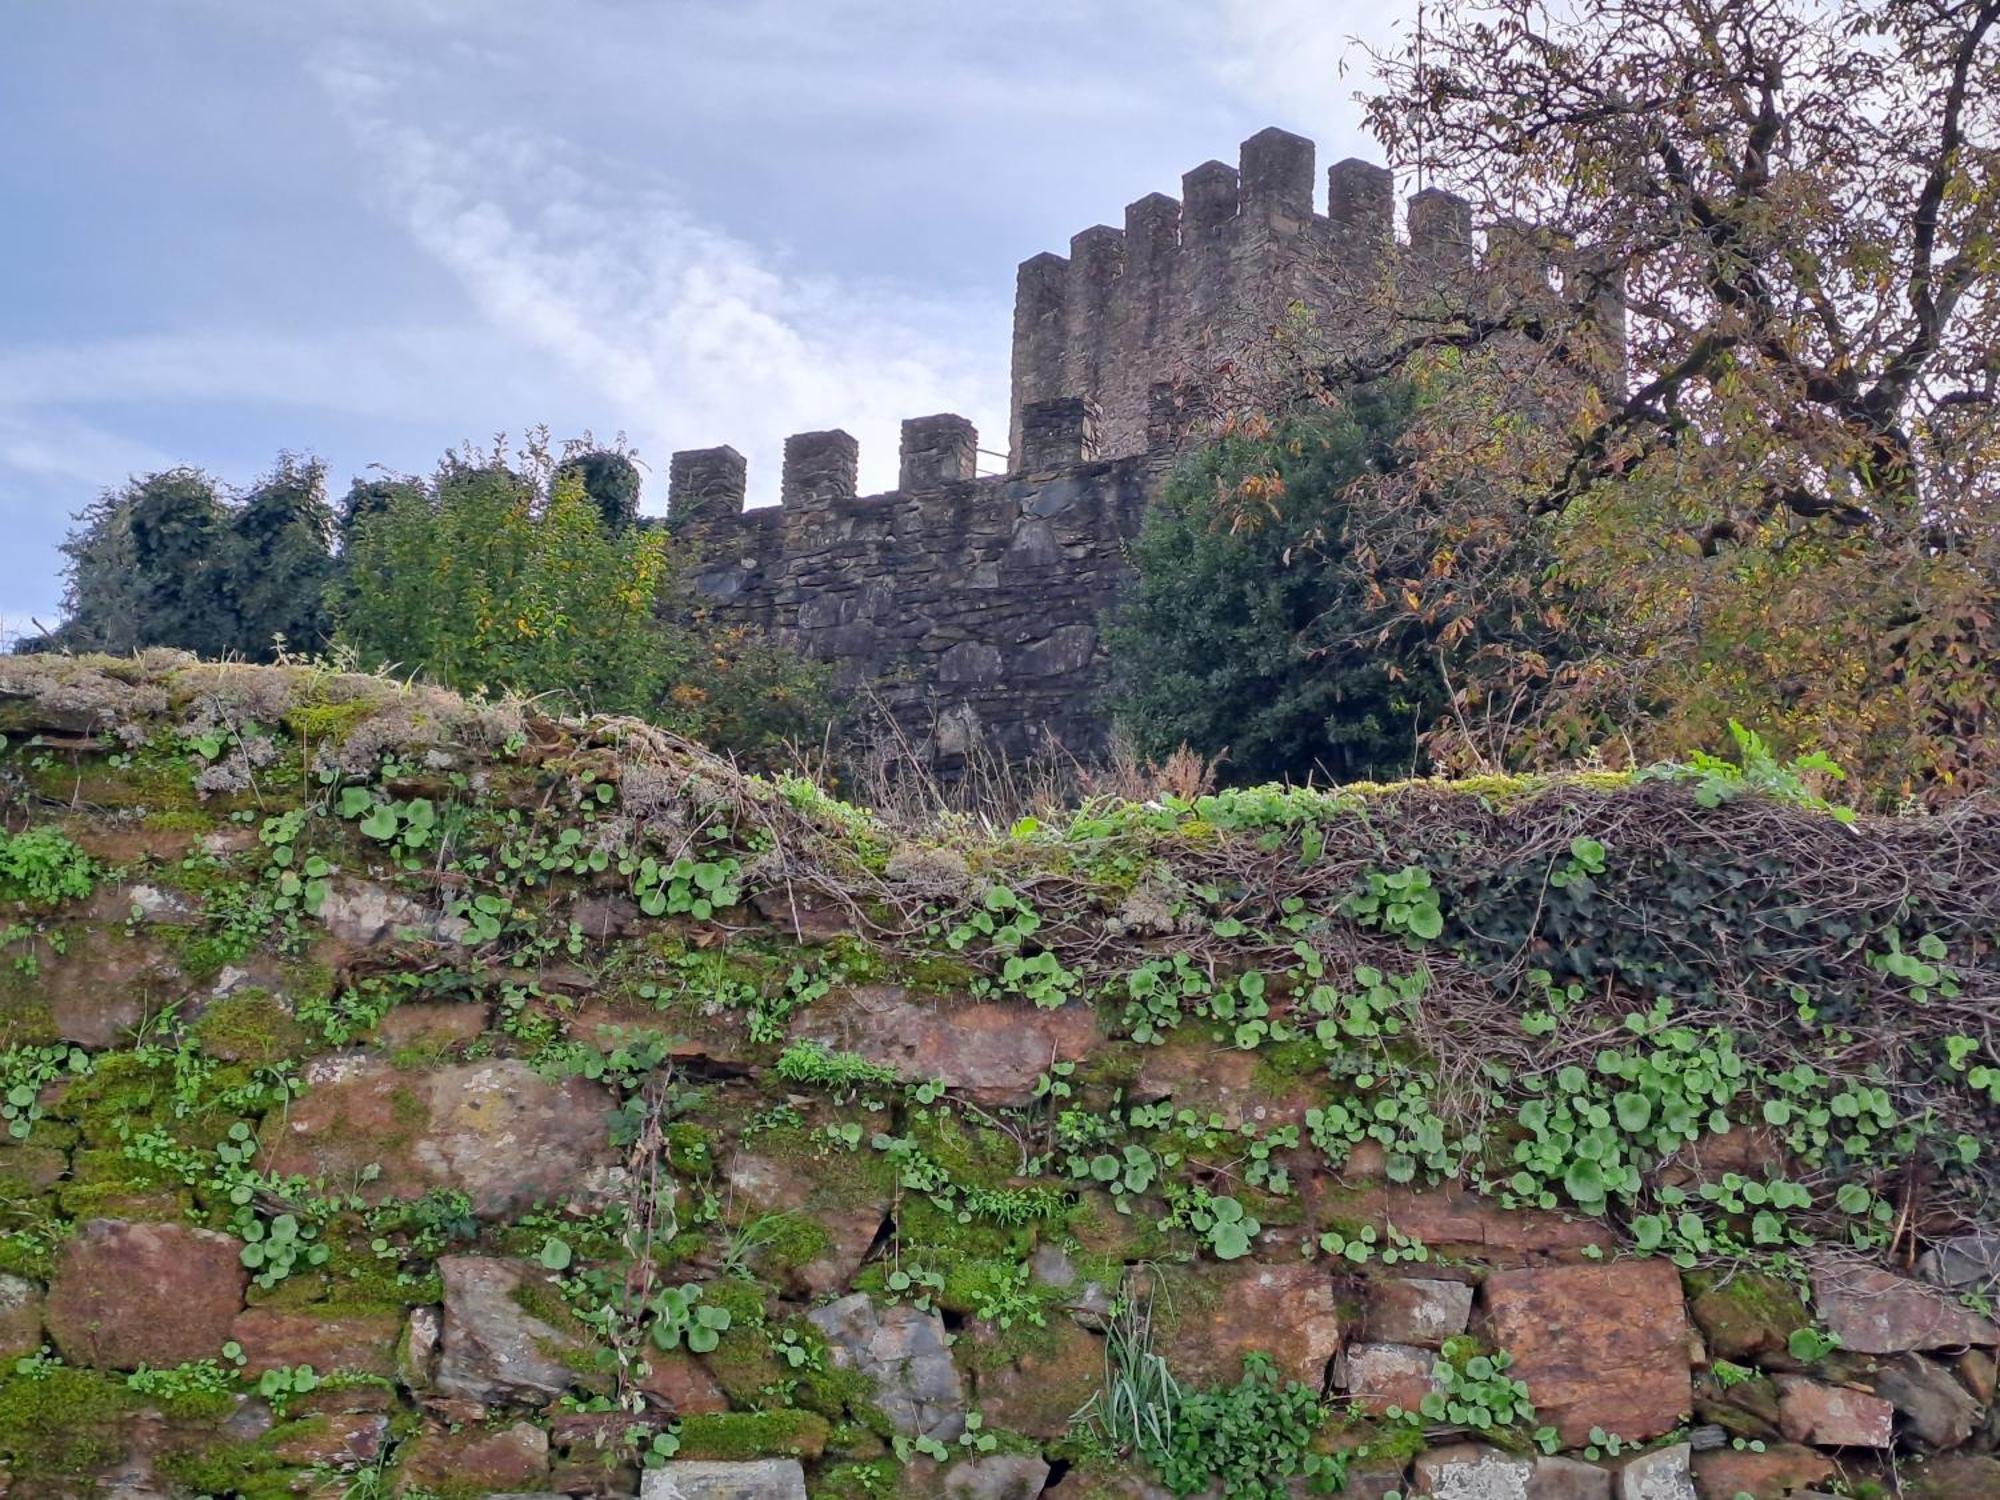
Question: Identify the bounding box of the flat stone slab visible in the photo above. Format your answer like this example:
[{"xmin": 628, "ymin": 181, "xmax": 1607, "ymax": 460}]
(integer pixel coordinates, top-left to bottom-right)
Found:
[
  {"xmin": 642, "ymin": 1459, "xmax": 809, "ymax": 1500},
  {"xmin": 1813, "ymin": 1263, "xmax": 2000, "ymax": 1354},
  {"xmin": 1483, "ymin": 1261, "xmax": 1690, "ymax": 1447},
  {"xmin": 261, "ymin": 1056, "xmax": 616, "ymax": 1218}
]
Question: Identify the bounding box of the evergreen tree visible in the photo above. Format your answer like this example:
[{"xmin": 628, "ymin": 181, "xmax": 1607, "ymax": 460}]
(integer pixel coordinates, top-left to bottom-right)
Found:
[
  {"xmin": 556, "ymin": 449, "xmax": 643, "ymax": 533},
  {"xmin": 126, "ymin": 469, "xmax": 237, "ymax": 658},
  {"xmin": 229, "ymin": 454, "xmax": 336, "ymax": 657},
  {"xmin": 1106, "ymin": 387, "xmax": 1445, "ymax": 784}
]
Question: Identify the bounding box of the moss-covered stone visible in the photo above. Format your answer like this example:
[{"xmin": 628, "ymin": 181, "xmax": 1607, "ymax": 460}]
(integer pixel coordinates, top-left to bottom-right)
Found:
[
  {"xmin": 677, "ymin": 1408, "xmax": 833, "ymax": 1461},
  {"xmin": 193, "ymin": 989, "xmax": 313, "ymax": 1064},
  {"xmin": 0, "ymin": 1365, "xmax": 135, "ymax": 1486}
]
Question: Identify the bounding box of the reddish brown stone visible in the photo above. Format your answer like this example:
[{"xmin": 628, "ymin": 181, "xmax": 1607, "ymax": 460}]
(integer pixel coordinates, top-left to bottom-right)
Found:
[
  {"xmin": 270, "ymin": 1412, "xmax": 388, "ymax": 1467},
  {"xmin": 790, "ymin": 984, "xmax": 1101, "ymax": 1107},
  {"xmin": 1317, "ymin": 1184, "xmax": 1615, "ymax": 1264},
  {"xmin": 1690, "ymin": 1444, "xmax": 1836, "ymax": 1500},
  {"xmin": 971, "ymin": 1318, "xmax": 1105, "ymax": 1439},
  {"xmin": 38, "ymin": 929, "xmax": 183, "ymax": 1048},
  {"xmin": 0, "ymin": 1274, "xmax": 41, "ymax": 1360},
  {"xmin": 1363, "ymin": 1277, "xmax": 1474, "ymax": 1348},
  {"xmin": 228, "ymin": 1306, "xmax": 402, "ymax": 1378},
  {"xmin": 1482, "ymin": 1260, "xmax": 1691, "ymax": 1447},
  {"xmin": 721, "ymin": 1149, "xmax": 888, "ymax": 1299},
  {"xmin": 1812, "ymin": 1264, "xmax": 2000, "ymax": 1355},
  {"xmin": 1134, "ymin": 1042, "xmax": 1315, "ymax": 1130},
  {"xmin": 638, "ymin": 1350, "xmax": 731, "ymax": 1415},
  {"xmin": 395, "ymin": 1419, "xmax": 550, "ymax": 1492},
  {"xmin": 373, "ymin": 1001, "xmax": 489, "ymax": 1052},
  {"xmin": 260, "ymin": 1056, "xmax": 615, "ymax": 1218},
  {"xmin": 1774, "ymin": 1376, "xmax": 1894, "ymax": 1448},
  {"xmin": 45, "ymin": 1218, "xmax": 247, "ymax": 1368},
  {"xmin": 1152, "ymin": 1261, "xmax": 1341, "ymax": 1388},
  {"xmin": 1338, "ymin": 1342, "xmax": 1440, "ymax": 1416}
]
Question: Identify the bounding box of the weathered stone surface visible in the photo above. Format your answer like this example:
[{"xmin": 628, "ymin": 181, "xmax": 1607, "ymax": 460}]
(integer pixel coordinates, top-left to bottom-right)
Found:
[
  {"xmin": 227, "ymin": 1305, "xmax": 401, "ymax": 1378},
  {"xmin": 269, "ymin": 1411, "xmax": 388, "ymax": 1468},
  {"xmin": 1151, "ymin": 1261, "xmax": 1341, "ymax": 1388},
  {"xmin": 1773, "ymin": 1376, "xmax": 1894, "ymax": 1447},
  {"xmin": 1338, "ymin": 1341, "xmax": 1440, "ymax": 1415},
  {"xmin": 38, "ymin": 931, "xmax": 181, "ymax": 1048},
  {"xmin": 0, "ymin": 1273, "xmax": 42, "ymax": 1359},
  {"xmin": 1904, "ymin": 1452, "xmax": 2000, "ymax": 1498},
  {"xmin": 1871, "ymin": 1351, "xmax": 1983, "ymax": 1448},
  {"xmin": 1134, "ymin": 1042, "xmax": 1315, "ymax": 1129},
  {"xmin": 1689, "ymin": 1444, "xmax": 1835, "ymax": 1500},
  {"xmin": 1960, "ymin": 1345, "xmax": 1998, "ymax": 1403},
  {"xmin": 1812, "ymin": 1264, "xmax": 2000, "ymax": 1354},
  {"xmin": 1617, "ymin": 1445, "xmax": 1694, "ymax": 1500},
  {"xmin": 435, "ymin": 1256, "xmax": 593, "ymax": 1405},
  {"xmin": 1412, "ymin": 1443, "xmax": 1533, "ymax": 1498},
  {"xmin": 971, "ymin": 1316, "xmax": 1104, "ymax": 1439},
  {"xmin": 262, "ymin": 1055, "xmax": 616, "ymax": 1218},
  {"xmin": 807, "ymin": 1293, "xmax": 966, "ymax": 1441},
  {"xmin": 1919, "ymin": 1231, "xmax": 2000, "ymax": 1292},
  {"xmin": 1685, "ymin": 1270, "xmax": 1810, "ymax": 1365},
  {"xmin": 790, "ymin": 985, "xmax": 1100, "ymax": 1107},
  {"xmin": 45, "ymin": 1218, "xmax": 246, "ymax": 1367},
  {"xmin": 1320, "ymin": 1183, "xmax": 1614, "ymax": 1264},
  {"xmin": 1028, "ymin": 1243, "xmax": 1114, "ymax": 1325},
  {"xmin": 315, "ymin": 877, "xmax": 459, "ymax": 946},
  {"xmin": 640, "ymin": 1458, "xmax": 809, "ymax": 1500},
  {"xmin": 374, "ymin": 1000, "xmax": 489, "ymax": 1052},
  {"xmin": 942, "ymin": 1454, "xmax": 1053, "ymax": 1500},
  {"xmin": 1531, "ymin": 1455, "xmax": 1612, "ymax": 1500},
  {"xmin": 721, "ymin": 1147, "xmax": 888, "ymax": 1298},
  {"xmin": 1483, "ymin": 1262, "xmax": 1691, "ymax": 1447},
  {"xmin": 397, "ymin": 1419, "xmax": 550, "ymax": 1493},
  {"xmin": 639, "ymin": 1349, "xmax": 731, "ymax": 1415},
  {"xmin": 400, "ymin": 1303, "xmax": 441, "ymax": 1390},
  {"xmin": 1364, "ymin": 1277, "xmax": 1474, "ymax": 1348}
]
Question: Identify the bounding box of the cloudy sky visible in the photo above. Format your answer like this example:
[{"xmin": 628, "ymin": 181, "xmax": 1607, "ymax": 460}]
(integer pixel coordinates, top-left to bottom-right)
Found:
[{"xmin": 0, "ymin": 0, "xmax": 1417, "ymax": 636}]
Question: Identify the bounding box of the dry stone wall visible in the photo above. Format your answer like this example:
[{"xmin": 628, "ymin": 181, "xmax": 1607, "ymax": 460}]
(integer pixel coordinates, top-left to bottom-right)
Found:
[{"xmin": 0, "ymin": 656, "xmax": 1996, "ymax": 1500}]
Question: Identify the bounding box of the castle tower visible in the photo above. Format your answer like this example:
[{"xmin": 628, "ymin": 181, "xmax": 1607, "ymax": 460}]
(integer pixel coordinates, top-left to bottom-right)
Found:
[{"xmin": 1005, "ymin": 126, "xmax": 1479, "ymax": 468}]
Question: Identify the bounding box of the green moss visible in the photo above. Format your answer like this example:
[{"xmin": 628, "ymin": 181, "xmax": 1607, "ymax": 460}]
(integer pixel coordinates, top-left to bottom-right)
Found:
[
  {"xmin": 281, "ymin": 696, "xmax": 384, "ymax": 744},
  {"xmin": 813, "ymin": 1457, "xmax": 903, "ymax": 1500},
  {"xmin": 141, "ymin": 809, "xmax": 218, "ymax": 834},
  {"xmin": 0, "ymin": 1366, "xmax": 135, "ymax": 1482},
  {"xmin": 666, "ymin": 1121, "xmax": 715, "ymax": 1175},
  {"xmin": 193, "ymin": 989, "xmax": 313, "ymax": 1064},
  {"xmin": 911, "ymin": 1111, "xmax": 1020, "ymax": 1189},
  {"xmin": 676, "ymin": 1409, "xmax": 832, "ymax": 1461},
  {"xmin": 55, "ymin": 1144, "xmax": 192, "ymax": 1220},
  {"xmin": 748, "ymin": 1210, "xmax": 833, "ymax": 1272},
  {"xmin": 157, "ymin": 1435, "xmax": 303, "ymax": 1500},
  {"xmin": 902, "ymin": 955, "xmax": 980, "ymax": 994}
]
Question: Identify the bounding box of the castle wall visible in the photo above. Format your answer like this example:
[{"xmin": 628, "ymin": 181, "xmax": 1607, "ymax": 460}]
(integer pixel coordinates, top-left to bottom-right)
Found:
[
  {"xmin": 667, "ymin": 127, "xmax": 1590, "ymax": 767},
  {"xmin": 670, "ymin": 404, "xmax": 1153, "ymax": 764},
  {"xmin": 1005, "ymin": 128, "xmax": 1469, "ymax": 465}
]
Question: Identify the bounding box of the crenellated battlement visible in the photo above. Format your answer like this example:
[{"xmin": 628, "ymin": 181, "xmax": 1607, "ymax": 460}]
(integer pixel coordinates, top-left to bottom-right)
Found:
[
  {"xmin": 662, "ymin": 127, "xmax": 1607, "ymax": 767},
  {"xmin": 999, "ymin": 125, "xmax": 1534, "ymax": 463}
]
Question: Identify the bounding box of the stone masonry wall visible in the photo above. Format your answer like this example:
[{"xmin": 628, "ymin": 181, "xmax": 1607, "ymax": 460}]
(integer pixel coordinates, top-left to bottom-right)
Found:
[
  {"xmin": 661, "ymin": 127, "xmax": 1595, "ymax": 767},
  {"xmin": 1, "ymin": 658, "xmax": 1996, "ymax": 1500}
]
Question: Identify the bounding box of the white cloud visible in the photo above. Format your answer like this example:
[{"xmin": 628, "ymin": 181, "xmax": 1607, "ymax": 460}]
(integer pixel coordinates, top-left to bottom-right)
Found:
[{"xmin": 310, "ymin": 39, "xmax": 1009, "ymax": 503}]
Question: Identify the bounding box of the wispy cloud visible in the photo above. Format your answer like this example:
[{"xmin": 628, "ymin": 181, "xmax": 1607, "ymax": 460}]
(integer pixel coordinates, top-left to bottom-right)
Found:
[{"xmin": 1, "ymin": 0, "xmax": 1407, "ymax": 626}]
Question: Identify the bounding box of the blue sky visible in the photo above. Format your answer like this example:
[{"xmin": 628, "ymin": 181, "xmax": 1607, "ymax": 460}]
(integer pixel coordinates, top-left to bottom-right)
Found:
[{"xmin": 0, "ymin": 0, "xmax": 1412, "ymax": 637}]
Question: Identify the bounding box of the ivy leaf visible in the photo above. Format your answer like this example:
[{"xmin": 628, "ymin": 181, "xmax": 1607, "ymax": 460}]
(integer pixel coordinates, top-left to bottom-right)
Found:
[{"xmin": 539, "ymin": 1237, "xmax": 573, "ymax": 1271}]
